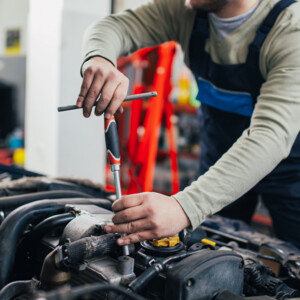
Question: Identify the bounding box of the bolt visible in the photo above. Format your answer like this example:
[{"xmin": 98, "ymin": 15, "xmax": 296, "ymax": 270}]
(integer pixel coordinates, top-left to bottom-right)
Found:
[{"xmin": 186, "ymin": 278, "xmax": 194, "ymax": 287}]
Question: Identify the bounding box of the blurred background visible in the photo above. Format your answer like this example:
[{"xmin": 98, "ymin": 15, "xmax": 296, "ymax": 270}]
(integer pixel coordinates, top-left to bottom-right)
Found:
[{"xmin": 0, "ymin": 0, "xmax": 200, "ymax": 196}]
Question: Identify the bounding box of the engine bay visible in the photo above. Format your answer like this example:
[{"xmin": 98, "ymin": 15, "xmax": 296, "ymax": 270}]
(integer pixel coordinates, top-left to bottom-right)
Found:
[{"xmin": 0, "ymin": 173, "xmax": 299, "ymax": 300}]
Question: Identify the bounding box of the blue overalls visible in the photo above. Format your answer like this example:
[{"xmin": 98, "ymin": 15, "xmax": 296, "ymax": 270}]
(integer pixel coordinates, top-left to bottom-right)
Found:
[{"xmin": 189, "ymin": 0, "xmax": 300, "ymax": 247}]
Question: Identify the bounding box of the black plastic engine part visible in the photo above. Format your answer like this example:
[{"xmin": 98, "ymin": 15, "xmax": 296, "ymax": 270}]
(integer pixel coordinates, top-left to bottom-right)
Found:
[
  {"xmin": 182, "ymin": 226, "xmax": 208, "ymax": 247},
  {"xmin": 13, "ymin": 212, "xmax": 77, "ymax": 281},
  {"xmin": 128, "ymin": 250, "xmax": 203, "ymax": 295},
  {"xmin": 243, "ymin": 259, "xmax": 299, "ymax": 299},
  {"xmin": 165, "ymin": 250, "xmax": 244, "ymax": 300},
  {"xmin": 214, "ymin": 290, "xmax": 274, "ymax": 300},
  {"xmin": 0, "ymin": 280, "xmax": 34, "ymax": 300}
]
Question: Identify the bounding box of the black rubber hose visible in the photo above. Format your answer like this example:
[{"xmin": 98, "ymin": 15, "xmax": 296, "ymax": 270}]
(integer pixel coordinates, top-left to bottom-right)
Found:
[
  {"xmin": 0, "ymin": 190, "xmax": 95, "ymax": 210},
  {"xmin": 0, "ymin": 198, "xmax": 112, "ymax": 288},
  {"xmin": 128, "ymin": 263, "xmax": 162, "ymax": 293},
  {"xmin": 128, "ymin": 250, "xmax": 202, "ymax": 293},
  {"xmin": 69, "ymin": 284, "xmax": 146, "ymax": 300},
  {"xmin": 0, "ymin": 164, "xmax": 43, "ymax": 180},
  {"xmin": 34, "ymin": 283, "xmax": 146, "ymax": 300},
  {"xmin": 30, "ymin": 213, "xmax": 75, "ymax": 240},
  {"xmin": 65, "ymin": 234, "xmax": 120, "ymax": 266},
  {"xmin": 0, "ymin": 280, "xmax": 33, "ymax": 300}
]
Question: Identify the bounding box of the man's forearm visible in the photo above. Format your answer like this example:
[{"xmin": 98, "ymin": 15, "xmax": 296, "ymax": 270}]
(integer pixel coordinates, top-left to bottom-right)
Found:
[{"xmin": 173, "ymin": 127, "xmax": 291, "ymax": 229}]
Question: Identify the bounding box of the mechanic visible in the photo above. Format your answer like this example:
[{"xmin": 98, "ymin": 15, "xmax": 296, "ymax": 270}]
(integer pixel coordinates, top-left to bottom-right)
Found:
[{"xmin": 76, "ymin": 0, "xmax": 300, "ymax": 248}]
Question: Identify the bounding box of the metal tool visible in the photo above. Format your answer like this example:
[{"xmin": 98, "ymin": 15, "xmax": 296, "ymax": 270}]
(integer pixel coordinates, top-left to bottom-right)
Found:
[
  {"xmin": 105, "ymin": 116, "xmax": 130, "ymax": 256},
  {"xmin": 58, "ymin": 92, "xmax": 158, "ymax": 255},
  {"xmin": 57, "ymin": 91, "xmax": 157, "ymax": 112}
]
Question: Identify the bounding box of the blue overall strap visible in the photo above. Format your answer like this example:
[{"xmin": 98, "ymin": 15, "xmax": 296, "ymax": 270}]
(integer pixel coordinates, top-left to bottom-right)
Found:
[
  {"xmin": 188, "ymin": 11, "xmax": 209, "ymax": 74},
  {"xmin": 191, "ymin": 11, "xmax": 209, "ymax": 38},
  {"xmin": 247, "ymin": 0, "xmax": 297, "ymax": 64}
]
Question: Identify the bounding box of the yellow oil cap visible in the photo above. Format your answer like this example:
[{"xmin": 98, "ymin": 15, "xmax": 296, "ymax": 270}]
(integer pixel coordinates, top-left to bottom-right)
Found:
[
  {"xmin": 201, "ymin": 238, "xmax": 216, "ymax": 247},
  {"xmin": 149, "ymin": 236, "xmax": 180, "ymax": 247}
]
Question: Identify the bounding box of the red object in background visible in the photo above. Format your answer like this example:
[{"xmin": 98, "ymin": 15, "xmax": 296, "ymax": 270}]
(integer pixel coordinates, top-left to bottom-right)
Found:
[
  {"xmin": 0, "ymin": 149, "xmax": 12, "ymax": 166},
  {"xmin": 112, "ymin": 42, "xmax": 180, "ymax": 195},
  {"xmin": 135, "ymin": 43, "xmax": 179, "ymax": 193},
  {"xmin": 252, "ymin": 213, "xmax": 273, "ymax": 227}
]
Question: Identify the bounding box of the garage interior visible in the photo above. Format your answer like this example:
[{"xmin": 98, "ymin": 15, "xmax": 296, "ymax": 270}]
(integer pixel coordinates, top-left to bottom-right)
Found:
[{"xmin": 0, "ymin": 0, "xmax": 299, "ymax": 299}]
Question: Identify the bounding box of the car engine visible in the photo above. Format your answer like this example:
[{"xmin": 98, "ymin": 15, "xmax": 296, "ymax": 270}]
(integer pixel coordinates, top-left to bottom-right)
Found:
[{"xmin": 0, "ymin": 172, "xmax": 299, "ymax": 300}]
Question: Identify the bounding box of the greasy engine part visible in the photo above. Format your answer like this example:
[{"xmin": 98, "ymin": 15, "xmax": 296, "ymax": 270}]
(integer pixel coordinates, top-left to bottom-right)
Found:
[
  {"xmin": 243, "ymin": 258, "xmax": 299, "ymax": 299},
  {"xmin": 0, "ymin": 193, "xmax": 299, "ymax": 300},
  {"xmin": 51, "ymin": 206, "xmax": 135, "ymax": 293},
  {"xmin": 215, "ymin": 242, "xmax": 300, "ymax": 300},
  {"xmin": 31, "ymin": 204, "xmax": 246, "ymax": 300},
  {"xmin": 60, "ymin": 209, "xmax": 114, "ymax": 243},
  {"xmin": 0, "ymin": 198, "xmax": 113, "ymax": 289},
  {"xmin": 39, "ymin": 247, "xmax": 71, "ymax": 289},
  {"xmin": 201, "ymin": 215, "xmax": 300, "ymax": 281},
  {"xmin": 0, "ymin": 175, "xmax": 113, "ymax": 199},
  {"xmin": 32, "ymin": 204, "xmax": 300, "ymax": 300},
  {"xmin": 40, "ymin": 234, "xmax": 122, "ymax": 288},
  {"xmin": 60, "ymin": 234, "xmax": 121, "ymax": 267}
]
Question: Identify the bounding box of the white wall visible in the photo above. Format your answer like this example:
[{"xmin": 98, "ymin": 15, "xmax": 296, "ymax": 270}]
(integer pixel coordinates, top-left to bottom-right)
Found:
[
  {"xmin": 0, "ymin": 0, "xmax": 29, "ymax": 55},
  {"xmin": 57, "ymin": 0, "xmax": 111, "ymax": 180},
  {"xmin": 25, "ymin": 0, "xmax": 63, "ymax": 176},
  {"xmin": 25, "ymin": 0, "xmax": 110, "ymax": 183}
]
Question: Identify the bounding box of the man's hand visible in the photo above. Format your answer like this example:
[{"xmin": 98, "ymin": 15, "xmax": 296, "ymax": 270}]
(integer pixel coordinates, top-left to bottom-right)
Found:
[
  {"xmin": 77, "ymin": 56, "xmax": 129, "ymax": 119},
  {"xmin": 104, "ymin": 192, "xmax": 191, "ymax": 245}
]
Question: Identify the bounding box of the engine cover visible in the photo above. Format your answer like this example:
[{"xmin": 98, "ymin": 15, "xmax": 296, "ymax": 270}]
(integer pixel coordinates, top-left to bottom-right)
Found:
[{"xmin": 165, "ymin": 250, "xmax": 244, "ymax": 300}]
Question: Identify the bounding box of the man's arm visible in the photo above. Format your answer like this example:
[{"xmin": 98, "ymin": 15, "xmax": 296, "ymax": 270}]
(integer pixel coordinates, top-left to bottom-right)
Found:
[
  {"xmin": 173, "ymin": 12, "xmax": 300, "ymax": 230},
  {"xmin": 76, "ymin": 0, "xmax": 193, "ymax": 118},
  {"xmin": 105, "ymin": 9, "xmax": 300, "ymax": 245}
]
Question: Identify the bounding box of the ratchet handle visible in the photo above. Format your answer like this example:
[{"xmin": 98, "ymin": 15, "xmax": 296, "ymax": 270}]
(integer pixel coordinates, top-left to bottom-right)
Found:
[{"xmin": 105, "ymin": 116, "xmax": 120, "ymax": 166}]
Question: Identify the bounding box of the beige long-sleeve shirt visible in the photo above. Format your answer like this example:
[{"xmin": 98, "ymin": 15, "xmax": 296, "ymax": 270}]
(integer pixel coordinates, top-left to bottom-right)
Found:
[{"xmin": 82, "ymin": 0, "xmax": 300, "ymax": 230}]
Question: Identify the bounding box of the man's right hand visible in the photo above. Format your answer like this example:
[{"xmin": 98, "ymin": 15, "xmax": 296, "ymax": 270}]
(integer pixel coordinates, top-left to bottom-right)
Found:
[
  {"xmin": 104, "ymin": 192, "xmax": 191, "ymax": 246},
  {"xmin": 76, "ymin": 56, "xmax": 129, "ymax": 119}
]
